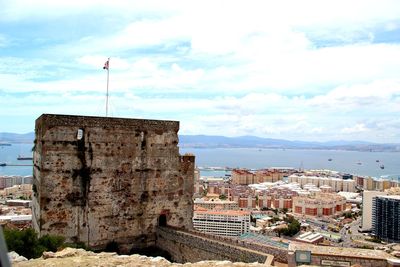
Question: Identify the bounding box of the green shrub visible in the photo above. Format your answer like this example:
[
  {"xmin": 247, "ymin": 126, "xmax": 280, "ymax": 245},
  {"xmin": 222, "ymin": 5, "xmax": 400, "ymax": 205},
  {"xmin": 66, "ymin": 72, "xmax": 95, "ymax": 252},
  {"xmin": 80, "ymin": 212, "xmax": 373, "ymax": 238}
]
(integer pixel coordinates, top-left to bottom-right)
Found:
[
  {"xmin": 3, "ymin": 227, "xmax": 65, "ymax": 259},
  {"xmin": 39, "ymin": 234, "xmax": 65, "ymax": 252}
]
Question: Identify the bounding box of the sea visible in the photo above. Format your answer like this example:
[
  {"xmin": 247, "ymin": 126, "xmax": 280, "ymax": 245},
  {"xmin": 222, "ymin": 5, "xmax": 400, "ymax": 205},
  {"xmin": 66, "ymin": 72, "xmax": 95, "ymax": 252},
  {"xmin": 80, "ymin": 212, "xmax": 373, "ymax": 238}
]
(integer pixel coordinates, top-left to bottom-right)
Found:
[
  {"xmin": 180, "ymin": 147, "xmax": 400, "ymax": 180},
  {"xmin": 1, "ymin": 144, "xmax": 399, "ymax": 180}
]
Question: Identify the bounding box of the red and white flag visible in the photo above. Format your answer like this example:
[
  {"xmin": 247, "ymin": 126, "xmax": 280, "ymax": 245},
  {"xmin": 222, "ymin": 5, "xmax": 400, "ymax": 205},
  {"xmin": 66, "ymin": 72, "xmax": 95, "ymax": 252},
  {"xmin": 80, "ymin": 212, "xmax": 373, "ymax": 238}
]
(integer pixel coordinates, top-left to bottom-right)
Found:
[{"xmin": 103, "ymin": 59, "xmax": 109, "ymax": 70}]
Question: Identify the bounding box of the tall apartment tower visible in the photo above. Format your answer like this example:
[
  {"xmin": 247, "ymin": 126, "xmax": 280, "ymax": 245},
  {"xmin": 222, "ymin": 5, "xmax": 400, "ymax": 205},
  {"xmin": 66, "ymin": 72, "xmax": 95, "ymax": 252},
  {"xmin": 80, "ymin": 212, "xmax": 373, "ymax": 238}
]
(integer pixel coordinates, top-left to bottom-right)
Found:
[
  {"xmin": 372, "ymin": 195, "xmax": 400, "ymax": 242},
  {"xmin": 32, "ymin": 114, "xmax": 195, "ymax": 252},
  {"xmin": 361, "ymin": 190, "xmax": 387, "ymax": 232}
]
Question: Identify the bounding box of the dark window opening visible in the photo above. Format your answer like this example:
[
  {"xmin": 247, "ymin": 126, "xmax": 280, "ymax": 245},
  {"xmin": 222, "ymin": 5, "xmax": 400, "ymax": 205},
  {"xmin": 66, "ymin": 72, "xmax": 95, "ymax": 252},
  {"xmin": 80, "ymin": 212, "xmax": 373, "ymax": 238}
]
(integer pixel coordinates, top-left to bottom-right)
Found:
[{"xmin": 159, "ymin": 214, "xmax": 167, "ymax": 226}]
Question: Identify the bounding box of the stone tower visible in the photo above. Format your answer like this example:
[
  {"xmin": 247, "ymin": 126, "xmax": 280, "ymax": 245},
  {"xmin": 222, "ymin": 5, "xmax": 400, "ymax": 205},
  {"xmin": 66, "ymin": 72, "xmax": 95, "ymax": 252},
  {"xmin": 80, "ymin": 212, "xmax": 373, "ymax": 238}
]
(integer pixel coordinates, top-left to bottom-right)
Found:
[{"xmin": 32, "ymin": 114, "xmax": 194, "ymax": 252}]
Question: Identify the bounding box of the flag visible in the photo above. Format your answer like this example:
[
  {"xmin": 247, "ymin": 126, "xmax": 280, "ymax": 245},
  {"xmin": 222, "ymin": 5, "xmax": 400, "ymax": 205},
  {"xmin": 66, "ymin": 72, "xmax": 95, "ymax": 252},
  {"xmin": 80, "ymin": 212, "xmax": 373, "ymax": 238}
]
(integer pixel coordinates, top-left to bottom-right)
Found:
[{"xmin": 103, "ymin": 59, "xmax": 109, "ymax": 70}]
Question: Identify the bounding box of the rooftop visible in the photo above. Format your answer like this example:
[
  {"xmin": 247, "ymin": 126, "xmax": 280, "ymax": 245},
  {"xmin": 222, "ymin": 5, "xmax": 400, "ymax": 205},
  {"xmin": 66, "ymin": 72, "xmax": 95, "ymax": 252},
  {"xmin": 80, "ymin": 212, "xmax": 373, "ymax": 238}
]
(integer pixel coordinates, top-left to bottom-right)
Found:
[
  {"xmin": 239, "ymin": 233, "xmax": 289, "ymax": 249},
  {"xmin": 289, "ymin": 243, "xmax": 393, "ymax": 259},
  {"xmin": 194, "ymin": 208, "xmax": 250, "ymax": 216}
]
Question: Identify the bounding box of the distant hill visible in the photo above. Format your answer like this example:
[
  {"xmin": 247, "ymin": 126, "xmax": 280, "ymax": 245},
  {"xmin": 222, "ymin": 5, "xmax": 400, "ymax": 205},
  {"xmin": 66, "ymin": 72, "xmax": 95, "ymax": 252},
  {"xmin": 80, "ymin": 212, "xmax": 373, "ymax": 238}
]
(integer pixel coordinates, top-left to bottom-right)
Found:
[
  {"xmin": 178, "ymin": 135, "xmax": 400, "ymax": 152},
  {"xmin": 0, "ymin": 132, "xmax": 35, "ymax": 143},
  {"xmin": 1, "ymin": 132, "xmax": 399, "ymax": 152}
]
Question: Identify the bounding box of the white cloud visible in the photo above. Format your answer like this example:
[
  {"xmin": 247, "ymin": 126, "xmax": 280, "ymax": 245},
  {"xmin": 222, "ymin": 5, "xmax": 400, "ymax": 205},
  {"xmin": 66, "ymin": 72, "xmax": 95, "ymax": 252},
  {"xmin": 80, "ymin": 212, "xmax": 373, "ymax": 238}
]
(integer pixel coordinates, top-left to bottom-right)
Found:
[
  {"xmin": 0, "ymin": 34, "xmax": 9, "ymax": 47},
  {"xmin": 341, "ymin": 123, "xmax": 369, "ymax": 134},
  {"xmin": 308, "ymin": 79, "xmax": 400, "ymax": 111},
  {"xmin": 1, "ymin": 0, "xmax": 400, "ymax": 142}
]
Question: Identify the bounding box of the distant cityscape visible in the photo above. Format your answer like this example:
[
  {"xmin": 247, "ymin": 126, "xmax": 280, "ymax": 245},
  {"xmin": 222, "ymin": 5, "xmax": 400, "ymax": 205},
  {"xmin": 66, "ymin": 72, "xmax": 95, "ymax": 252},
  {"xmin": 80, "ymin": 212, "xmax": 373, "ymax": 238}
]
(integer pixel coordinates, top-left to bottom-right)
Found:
[{"xmin": 2, "ymin": 116, "xmax": 400, "ymax": 267}]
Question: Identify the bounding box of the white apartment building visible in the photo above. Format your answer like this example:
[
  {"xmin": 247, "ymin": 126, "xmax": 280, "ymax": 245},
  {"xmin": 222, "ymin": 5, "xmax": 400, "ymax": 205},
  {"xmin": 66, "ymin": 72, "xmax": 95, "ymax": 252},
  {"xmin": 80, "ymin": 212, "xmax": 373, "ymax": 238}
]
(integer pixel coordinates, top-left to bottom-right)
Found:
[
  {"xmin": 288, "ymin": 175, "xmax": 355, "ymax": 192},
  {"xmin": 361, "ymin": 190, "xmax": 388, "ymax": 232},
  {"xmin": 193, "ymin": 208, "xmax": 250, "ymax": 237},
  {"xmin": 343, "ymin": 179, "xmax": 356, "ymax": 192}
]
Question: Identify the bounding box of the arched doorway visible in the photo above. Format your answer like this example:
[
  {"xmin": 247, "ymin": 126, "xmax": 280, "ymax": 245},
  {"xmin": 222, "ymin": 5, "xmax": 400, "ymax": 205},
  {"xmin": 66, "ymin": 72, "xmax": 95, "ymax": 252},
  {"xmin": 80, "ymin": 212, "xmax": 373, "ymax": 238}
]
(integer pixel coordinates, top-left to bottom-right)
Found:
[{"xmin": 158, "ymin": 214, "xmax": 167, "ymax": 226}]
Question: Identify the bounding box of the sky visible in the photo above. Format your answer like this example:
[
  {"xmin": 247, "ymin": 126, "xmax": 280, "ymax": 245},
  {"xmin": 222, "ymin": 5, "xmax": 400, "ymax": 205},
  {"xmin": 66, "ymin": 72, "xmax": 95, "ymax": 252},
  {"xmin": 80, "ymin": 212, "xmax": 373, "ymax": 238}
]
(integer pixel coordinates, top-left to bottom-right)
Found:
[{"xmin": 1, "ymin": 0, "xmax": 400, "ymax": 143}]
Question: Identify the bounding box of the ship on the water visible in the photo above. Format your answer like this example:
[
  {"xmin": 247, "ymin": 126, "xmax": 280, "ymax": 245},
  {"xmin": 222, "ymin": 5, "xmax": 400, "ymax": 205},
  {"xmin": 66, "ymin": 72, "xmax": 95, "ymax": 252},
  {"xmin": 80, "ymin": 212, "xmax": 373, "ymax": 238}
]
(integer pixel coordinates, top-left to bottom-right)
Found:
[
  {"xmin": 17, "ymin": 155, "xmax": 33, "ymax": 160},
  {"xmin": 0, "ymin": 143, "xmax": 11, "ymax": 146}
]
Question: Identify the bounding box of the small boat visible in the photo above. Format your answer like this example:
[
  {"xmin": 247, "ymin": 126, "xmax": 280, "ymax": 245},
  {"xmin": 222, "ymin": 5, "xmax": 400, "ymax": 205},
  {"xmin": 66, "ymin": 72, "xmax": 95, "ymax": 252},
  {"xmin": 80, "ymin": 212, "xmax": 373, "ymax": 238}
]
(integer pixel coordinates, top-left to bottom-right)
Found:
[
  {"xmin": 376, "ymin": 160, "xmax": 380, "ymax": 162},
  {"xmin": 328, "ymin": 158, "xmax": 333, "ymax": 161},
  {"xmin": 17, "ymin": 155, "xmax": 33, "ymax": 160},
  {"xmin": 356, "ymin": 161, "xmax": 362, "ymax": 165},
  {"xmin": 0, "ymin": 162, "xmax": 6, "ymax": 167},
  {"xmin": 380, "ymin": 165, "xmax": 385, "ymax": 169}
]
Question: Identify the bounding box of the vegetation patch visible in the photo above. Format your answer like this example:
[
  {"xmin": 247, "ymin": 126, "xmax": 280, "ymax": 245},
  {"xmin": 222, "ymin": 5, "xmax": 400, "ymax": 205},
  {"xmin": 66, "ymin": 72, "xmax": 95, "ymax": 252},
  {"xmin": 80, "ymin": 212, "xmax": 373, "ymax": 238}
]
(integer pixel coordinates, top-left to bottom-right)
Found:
[{"xmin": 3, "ymin": 227, "xmax": 65, "ymax": 259}]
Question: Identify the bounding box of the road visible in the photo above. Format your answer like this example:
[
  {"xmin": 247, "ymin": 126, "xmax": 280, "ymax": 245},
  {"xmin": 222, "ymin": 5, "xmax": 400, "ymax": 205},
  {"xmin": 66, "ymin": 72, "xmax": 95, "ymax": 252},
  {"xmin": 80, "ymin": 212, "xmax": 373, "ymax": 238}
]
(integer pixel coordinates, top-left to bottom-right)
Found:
[{"xmin": 340, "ymin": 217, "xmax": 362, "ymax": 247}]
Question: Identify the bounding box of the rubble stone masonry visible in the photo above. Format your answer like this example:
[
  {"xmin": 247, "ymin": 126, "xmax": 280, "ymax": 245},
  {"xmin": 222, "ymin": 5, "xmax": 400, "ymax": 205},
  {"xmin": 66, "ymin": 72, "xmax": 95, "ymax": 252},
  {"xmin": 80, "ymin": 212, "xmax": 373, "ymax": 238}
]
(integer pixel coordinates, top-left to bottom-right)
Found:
[{"xmin": 32, "ymin": 114, "xmax": 194, "ymax": 252}]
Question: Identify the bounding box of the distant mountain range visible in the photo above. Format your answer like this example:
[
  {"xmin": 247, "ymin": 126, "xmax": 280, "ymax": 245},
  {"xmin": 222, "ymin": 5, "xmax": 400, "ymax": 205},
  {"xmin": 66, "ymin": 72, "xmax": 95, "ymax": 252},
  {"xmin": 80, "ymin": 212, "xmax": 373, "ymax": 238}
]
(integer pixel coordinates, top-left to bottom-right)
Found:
[
  {"xmin": 0, "ymin": 132, "xmax": 35, "ymax": 143},
  {"xmin": 179, "ymin": 135, "xmax": 400, "ymax": 152},
  {"xmin": 1, "ymin": 132, "xmax": 399, "ymax": 152}
]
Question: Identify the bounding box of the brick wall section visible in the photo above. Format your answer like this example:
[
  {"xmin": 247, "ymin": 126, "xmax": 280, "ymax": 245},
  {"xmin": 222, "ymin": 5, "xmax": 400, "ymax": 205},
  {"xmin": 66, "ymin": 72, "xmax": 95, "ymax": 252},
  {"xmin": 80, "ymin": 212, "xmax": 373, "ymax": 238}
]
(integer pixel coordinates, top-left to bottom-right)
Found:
[
  {"xmin": 32, "ymin": 114, "xmax": 194, "ymax": 252},
  {"xmin": 156, "ymin": 226, "xmax": 283, "ymax": 265}
]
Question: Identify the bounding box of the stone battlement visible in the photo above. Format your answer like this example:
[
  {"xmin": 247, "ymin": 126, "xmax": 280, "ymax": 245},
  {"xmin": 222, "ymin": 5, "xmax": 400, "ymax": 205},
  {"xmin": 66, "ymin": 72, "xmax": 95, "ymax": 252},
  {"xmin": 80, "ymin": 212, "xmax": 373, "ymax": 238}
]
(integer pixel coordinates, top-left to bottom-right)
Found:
[{"xmin": 36, "ymin": 114, "xmax": 179, "ymax": 132}]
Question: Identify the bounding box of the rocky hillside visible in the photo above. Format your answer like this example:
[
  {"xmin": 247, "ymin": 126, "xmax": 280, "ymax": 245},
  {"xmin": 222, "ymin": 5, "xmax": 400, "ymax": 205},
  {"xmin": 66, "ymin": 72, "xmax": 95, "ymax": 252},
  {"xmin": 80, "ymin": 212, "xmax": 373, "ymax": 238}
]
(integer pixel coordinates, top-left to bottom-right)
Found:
[{"xmin": 12, "ymin": 248, "xmax": 270, "ymax": 267}]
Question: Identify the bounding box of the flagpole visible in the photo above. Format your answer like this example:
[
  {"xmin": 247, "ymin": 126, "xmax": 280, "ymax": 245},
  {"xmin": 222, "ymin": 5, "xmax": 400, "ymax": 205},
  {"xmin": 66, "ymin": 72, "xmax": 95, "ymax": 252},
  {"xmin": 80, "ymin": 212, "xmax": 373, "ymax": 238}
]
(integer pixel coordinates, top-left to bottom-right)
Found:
[{"xmin": 106, "ymin": 57, "xmax": 110, "ymax": 117}]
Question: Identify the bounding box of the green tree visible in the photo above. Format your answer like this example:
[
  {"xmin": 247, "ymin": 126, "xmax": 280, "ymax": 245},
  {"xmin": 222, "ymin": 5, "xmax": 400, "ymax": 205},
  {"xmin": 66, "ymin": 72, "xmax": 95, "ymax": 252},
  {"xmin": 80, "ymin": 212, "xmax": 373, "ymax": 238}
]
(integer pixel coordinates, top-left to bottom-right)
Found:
[
  {"xmin": 344, "ymin": 212, "xmax": 353, "ymax": 219},
  {"xmin": 281, "ymin": 216, "xmax": 301, "ymax": 237},
  {"xmin": 219, "ymin": 194, "xmax": 227, "ymax": 200}
]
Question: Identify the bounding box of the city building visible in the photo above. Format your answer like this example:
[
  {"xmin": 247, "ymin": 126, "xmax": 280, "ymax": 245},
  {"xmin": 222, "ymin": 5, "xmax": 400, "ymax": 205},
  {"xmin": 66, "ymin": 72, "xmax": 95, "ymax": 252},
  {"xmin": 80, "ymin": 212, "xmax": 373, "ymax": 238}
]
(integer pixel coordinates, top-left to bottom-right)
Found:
[
  {"xmin": 0, "ymin": 184, "xmax": 33, "ymax": 199},
  {"xmin": 295, "ymin": 231, "xmax": 324, "ymax": 244},
  {"xmin": 231, "ymin": 169, "xmax": 255, "ymax": 185},
  {"xmin": 257, "ymin": 187, "xmax": 297, "ymax": 210},
  {"xmin": 255, "ymin": 169, "xmax": 285, "ymax": 183},
  {"xmin": 292, "ymin": 192, "xmax": 346, "ymax": 217},
  {"xmin": 372, "ymin": 195, "xmax": 400, "ymax": 242},
  {"xmin": 288, "ymin": 174, "xmax": 355, "ymax": 192},
  {"xmin": 361, "ymin": 190, "xmax": 388, "ymax": 232},
  {"xmin": 232, "ymin": 168, "xmax": 289, "ymax": 185},
  {"xmin": 0, "ymin": 175, "xmax": 32, "ymax": 190},
  {"xmin": 193, "ymin": 207, "xmax": 250, "ymax": 236},
  {"xmin": 194, "ymin": 198, "xmax": 239, "ymax": 210},
  {"xmin": 356, "ymin": 176, "xmax": 399, "ymax": 191}
]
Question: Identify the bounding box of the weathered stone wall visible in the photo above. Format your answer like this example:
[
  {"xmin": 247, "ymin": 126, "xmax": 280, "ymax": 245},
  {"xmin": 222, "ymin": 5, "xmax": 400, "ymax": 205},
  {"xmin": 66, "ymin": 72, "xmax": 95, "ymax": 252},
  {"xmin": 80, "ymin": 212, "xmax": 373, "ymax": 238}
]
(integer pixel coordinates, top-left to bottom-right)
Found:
[
  {"xmin": 156, "ymin": 227, "xmax": 275, "ymax": 265},
  {"xmin": 32, "ymin": 114, "xmax": 194, "ymax": 252}
]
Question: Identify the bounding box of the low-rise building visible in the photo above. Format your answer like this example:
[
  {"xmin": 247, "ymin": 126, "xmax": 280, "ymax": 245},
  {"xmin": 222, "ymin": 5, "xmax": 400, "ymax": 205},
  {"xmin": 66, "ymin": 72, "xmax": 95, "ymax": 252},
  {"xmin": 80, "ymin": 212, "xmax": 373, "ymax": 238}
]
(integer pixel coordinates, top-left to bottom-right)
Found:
[
  {"xmin": 193, "ymin": 207, "xmax": 250, "ymax": 237},
  {"xmin": 292, "ymin": 192, "xmax": 346, "ymax": 217},
  {"xmin": 288, "ymin": 174, "xmax": 355, "ymax": 192},
  {"xmin": 0, "ymin": 175, "xmax": 32, "ymax": 190},
  {"xmin": 194, "ymin": 198, "xmax": 239, "ymax": 210},
  {"xmin": 295, "ymin": 231, "xmax": 324, "ymax": 244},
  {"xmin": 0, "ymin": 184, "xmax": 33, "ymax": 199}
]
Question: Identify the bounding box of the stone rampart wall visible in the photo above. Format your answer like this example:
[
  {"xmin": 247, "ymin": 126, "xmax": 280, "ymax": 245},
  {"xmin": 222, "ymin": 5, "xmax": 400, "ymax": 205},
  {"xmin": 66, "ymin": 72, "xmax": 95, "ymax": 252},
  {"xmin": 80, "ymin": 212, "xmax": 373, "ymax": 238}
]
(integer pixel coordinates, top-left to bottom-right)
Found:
[{"xmin": 156, "ymin": 227, "xmax": 275, "ymax": 265}]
